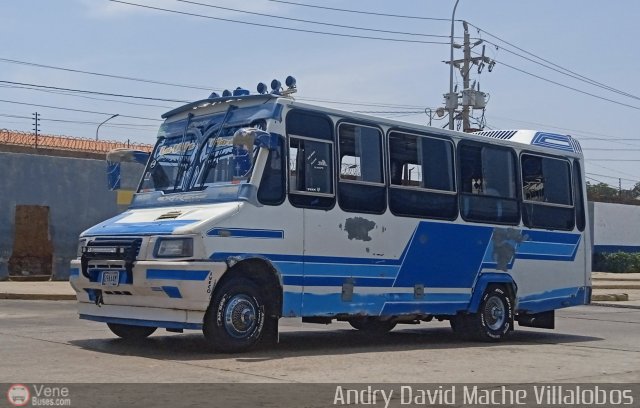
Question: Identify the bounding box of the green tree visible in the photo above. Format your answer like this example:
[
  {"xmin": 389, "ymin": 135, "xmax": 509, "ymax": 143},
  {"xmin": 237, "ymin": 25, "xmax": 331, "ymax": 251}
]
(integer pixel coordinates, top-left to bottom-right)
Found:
[
  {"xmin": 632, "ymin": 182, "xmax": 640, "ymax": 199},
  {"xmin": 586, "ymin": 182, "xmax": 618, "ymax": 202}
]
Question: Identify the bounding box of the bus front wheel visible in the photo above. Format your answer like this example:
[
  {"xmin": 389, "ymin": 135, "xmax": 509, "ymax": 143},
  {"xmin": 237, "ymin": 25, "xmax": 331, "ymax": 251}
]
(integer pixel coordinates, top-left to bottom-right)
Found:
[
  {"xmin": 107, "ymin": 323, "xmax": 157, "ymax": 340},
  {"xmin": 203, "ymin": 278, "xmax": 266, "ymax": 353}
]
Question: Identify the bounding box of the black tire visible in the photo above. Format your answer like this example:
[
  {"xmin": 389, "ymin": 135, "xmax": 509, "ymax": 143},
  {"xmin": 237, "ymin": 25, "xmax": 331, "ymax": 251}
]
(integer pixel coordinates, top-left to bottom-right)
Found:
[
  {"xmin": 348, "ymin": 317, "xmax": 396, "ymax": 334},
  {"xmin": 107, "ymin": 323, "xmax": 157, "ymax": 340},
  {"xmin": 467, "ymin": 285, "xmax": 513, "ymax": 341},
  {"xmin": 203, "ymin": 278, "xmax": 266, "ymax": 353}
]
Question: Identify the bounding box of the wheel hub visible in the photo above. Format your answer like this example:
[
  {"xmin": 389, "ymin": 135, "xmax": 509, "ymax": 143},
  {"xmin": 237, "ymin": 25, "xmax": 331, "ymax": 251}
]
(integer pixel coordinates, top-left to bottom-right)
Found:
[
  {"xmin": 224, "ymin": 294, "xmax": 257, "ymax": 339},
  {"xmin": 483, "ymin": 296, "xmax": 506, "ymax": 331}
]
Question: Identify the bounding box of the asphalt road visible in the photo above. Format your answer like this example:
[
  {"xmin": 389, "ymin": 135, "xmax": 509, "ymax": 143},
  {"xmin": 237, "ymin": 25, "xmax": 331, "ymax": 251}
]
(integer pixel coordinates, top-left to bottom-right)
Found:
[{"xmin": 1, "ymin": 300, "xmax": 639, "ymax": 384}]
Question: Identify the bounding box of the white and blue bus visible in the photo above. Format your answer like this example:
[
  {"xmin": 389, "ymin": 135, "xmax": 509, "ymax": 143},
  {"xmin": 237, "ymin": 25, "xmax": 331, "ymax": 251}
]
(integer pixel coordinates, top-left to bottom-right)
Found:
[{"xmin": 70, "ymin": 78, "xmax": 591, "ymax": 352}]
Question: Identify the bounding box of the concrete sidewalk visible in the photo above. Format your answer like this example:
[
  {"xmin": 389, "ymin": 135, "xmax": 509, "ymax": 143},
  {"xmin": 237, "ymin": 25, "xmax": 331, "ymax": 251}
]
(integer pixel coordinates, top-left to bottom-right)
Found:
[
  {"xmin": 0, "ymin": 281, "xmax": 76, "ymax": 301},
  {"xmin": 590, "ymin": 272, "xmax": 640, "ymax": 308},
  {"xmin": 2, "ymin": 272, "xmax": 640, "ymax": 308}
]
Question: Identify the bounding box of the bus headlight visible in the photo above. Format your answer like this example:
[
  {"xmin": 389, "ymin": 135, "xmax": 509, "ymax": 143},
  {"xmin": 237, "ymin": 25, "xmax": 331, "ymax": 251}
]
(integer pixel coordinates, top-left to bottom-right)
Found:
[
  {"xmin": 154, "ymin": 238, "xmax": 194, "ymax": 258},
  {"xmin": 77, "ymin": 239, "xmax": 87, "ymax": 257}
]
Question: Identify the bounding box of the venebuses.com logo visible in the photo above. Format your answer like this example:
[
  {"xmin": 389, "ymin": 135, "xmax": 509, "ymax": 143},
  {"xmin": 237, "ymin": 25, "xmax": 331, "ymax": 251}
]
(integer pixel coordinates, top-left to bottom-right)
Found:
[
  {"xmin": 6, "ymin": 384, "xmax": 30, "ymax": 407},
  {"xmin": 6, "ymin": 384, "xmax": 72, "ymax": 407}
]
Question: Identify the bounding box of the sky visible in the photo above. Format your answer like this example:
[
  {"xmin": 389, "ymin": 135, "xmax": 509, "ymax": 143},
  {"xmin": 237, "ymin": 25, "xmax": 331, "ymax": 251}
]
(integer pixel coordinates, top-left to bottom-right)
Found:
[{"xmin": 1, "ymin": 0, "xmax": 639, "ymax": 188}]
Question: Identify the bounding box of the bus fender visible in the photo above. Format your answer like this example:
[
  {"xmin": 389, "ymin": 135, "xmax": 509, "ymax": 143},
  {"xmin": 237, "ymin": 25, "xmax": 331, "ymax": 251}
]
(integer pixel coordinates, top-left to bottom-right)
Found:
[
  {"xmin": 216, "ymin": 254, "xmax": 285, "ymax": 297},
  {"xmin": 467, "ymin": 273, "xmax": 517, "ymax": 313}
]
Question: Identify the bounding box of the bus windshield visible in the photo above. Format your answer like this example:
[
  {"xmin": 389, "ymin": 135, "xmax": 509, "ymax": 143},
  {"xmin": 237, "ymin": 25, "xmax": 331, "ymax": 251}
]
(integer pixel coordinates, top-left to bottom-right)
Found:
[
  {"xmin": 139, "ymin": 133, "xmax": 198, "ymax": 193},
  {"xmin": 190, "ymin": 134, "xmax": 259, "ymax": 189},
  {"xmin": 139, "ymin": 130, "xmax": 260, "ymax": 193}
]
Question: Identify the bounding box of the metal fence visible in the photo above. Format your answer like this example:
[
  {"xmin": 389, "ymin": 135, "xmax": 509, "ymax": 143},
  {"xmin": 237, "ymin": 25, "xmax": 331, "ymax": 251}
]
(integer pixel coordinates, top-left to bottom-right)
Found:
[{"xmin": 0, "ymin": 129, "xmax": 153, "ymax": 153}]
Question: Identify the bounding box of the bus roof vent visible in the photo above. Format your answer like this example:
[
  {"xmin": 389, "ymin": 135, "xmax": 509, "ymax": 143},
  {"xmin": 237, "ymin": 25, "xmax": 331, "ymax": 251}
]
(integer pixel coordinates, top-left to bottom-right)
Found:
[
  {"xmin": 474, "ymin": 130, "xmax": 518, "ymax": 140},
  {"xmin": 156, "ymin": 210, "xmax": 182, "ymax": 220}
]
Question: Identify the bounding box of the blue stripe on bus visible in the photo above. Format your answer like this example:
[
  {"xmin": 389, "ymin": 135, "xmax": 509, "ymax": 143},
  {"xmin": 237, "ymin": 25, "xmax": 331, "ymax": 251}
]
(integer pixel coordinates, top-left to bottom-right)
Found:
[
  {"xmin": 146, "ymin": 269, "xmax": 210, "ymax": 281},
  {"xmin": 531, "ymin": 133, "xmax": 576, "ymax": 152},
  {"xmin": 69, "ymin": 268, "xmax": 80, "ymax": 278},
  {"xmin": 213, "ymin": 227, "xmax": 580, "ymax": 280},
  {"xmin": 593, "ymin": 245, "xmax": 640, "ymax": 254},
  {"xmin": 298, "ymin": 292, "xmax": 472, "ymax": 317},
  {"xmin": 211, "ymin": 221, "xmax": 582, "ymax": 317},
  {"xmin": 161, "ymin": 286, "xmax": 183, "ymax": 298},
  {"xmin": 282, "ymin": 275, "xmax": 394, "ymax": 287},
  {"xmin": 208, "ymin": 228, "xmax": 284, "ymax": 239}
]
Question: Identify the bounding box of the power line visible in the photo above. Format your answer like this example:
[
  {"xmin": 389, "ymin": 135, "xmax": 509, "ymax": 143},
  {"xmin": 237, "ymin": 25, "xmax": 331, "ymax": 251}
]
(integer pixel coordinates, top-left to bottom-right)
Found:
[
  {"xmin": 473, "ymin": 53, "xmax": 640, "ymax": 111},
  {"xmin": 0, "ymin": 112, "xmax": 156, "ymax": 128},
  {"xmin": 586, "ymin": 158, "xmax": 640, "ymax": 162},
  {"xmin": 297, "ymin": 97, "xmax": 428, "ymax": 109},
  {"xmin": 0, "ymin": 57, "xmax": 216, "ymax": 91},
  {"xmin": 0, "ymin": 83, "xmax": 175, "ymax": 109},
  {"xmin": 0, "ymin": 80, "xmax": 189, "ymax": 103},
  {"xmin": 586, "ymin": 172, "xmax": 636, "ymax": 183},
  {"xmin": 0, "ymin": 57, "xmax": 437, "ymax": 111},
  {"xmin": 582, "ymin": 148, "xmax": 640, "ymax": 151},
  {"xmin": 467, "ymin": 22, "xmax": 640, "ymax": 102},
  {"xmin": 0, "ymin": 98, "xmax": 161, "ymax": 121},
  {"xmin": 108, "ymin": 1, "xmax": 451, "ymax": 45},
  {"xmin": 481, "ymin": 39, "xmax": 640, "ymax": 102},
  {"xmin": 265, "ymin": 0, "xmax": 453, "ymax": 21},
  {"xmin": 585, "ymin": 175, "xmax": 611, "ymax": 185},
  {"xmin": 589, "ymin": 162, "xmax": 639, "ymax": 180},
  {"xmin": 175, "ymin": 0, "xmax": 452, "ymax": 39},
  {"xmin": 1, "ymin": 77, "xmax": 436, "ymax": 112}
]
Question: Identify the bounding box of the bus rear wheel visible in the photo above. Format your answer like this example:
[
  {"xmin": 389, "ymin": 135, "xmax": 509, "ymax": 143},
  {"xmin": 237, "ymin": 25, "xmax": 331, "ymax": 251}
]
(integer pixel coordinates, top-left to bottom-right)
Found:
[
  {"xmin": 348, "ymin": 317, "xmax": 396, "ymax": 334},
  {"xmin": 465, "ymin": 286, "xmax": 513, "ymax": 341},
  {"xmin": 203, "ymin": 278, "xmax": 266, "ymax": 353},
  {"xmin": 107, "ymin": 323, "xmax": 157, "ymax": 340}
]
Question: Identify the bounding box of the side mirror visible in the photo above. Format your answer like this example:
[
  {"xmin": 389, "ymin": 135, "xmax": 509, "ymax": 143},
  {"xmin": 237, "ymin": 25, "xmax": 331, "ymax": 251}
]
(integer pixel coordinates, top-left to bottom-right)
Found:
[
  {"xmin": 106, "ymin": 148, "xmax": 150, "ymax": 192},
  {"xmin": 232, "ymin": 128, "xmax": 278, "ymax": 150}
]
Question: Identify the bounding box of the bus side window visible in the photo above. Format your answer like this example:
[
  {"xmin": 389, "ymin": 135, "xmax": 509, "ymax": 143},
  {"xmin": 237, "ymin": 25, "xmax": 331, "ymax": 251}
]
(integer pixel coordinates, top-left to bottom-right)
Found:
[
  {"xmin": 521, "ymin": 153, "xmax": 575, "ymax": 231},
  {"xmin": 388, "ymin": 131, "xmax": 457, "ymax": 220},
  {"xmin": 285, "ymin": 109, "xmax": 335, "ymax": 209},
  {"xmin": 257, "ymin": 138, "xmax": 285, "ymax": 206},
  {"xmin": 573, "ymin": 160, "xmax": 586, "ymax": 231},
  {"xmin": 458, "ymin": 142, "xmax": 519, "ymax": 225},
  {"xmin": 337, "ymin": 123, "xmax": 386, "ymax": 214}
]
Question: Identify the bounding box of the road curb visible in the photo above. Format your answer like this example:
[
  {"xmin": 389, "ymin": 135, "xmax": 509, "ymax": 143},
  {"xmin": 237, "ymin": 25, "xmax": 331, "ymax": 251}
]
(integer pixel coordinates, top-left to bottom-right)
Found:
[
  {"xmin": 590, "ymin": 302, "xmax": 640, "ymax": 310},
  {"xmin": 0, "ymin": 293, "xmax": 76, "ymax": 301},
  {"xmin": 592, "ymin": 284, "xmax": 640, "ymax": 290},
  {"xmin": 591, "ymin": 293, "xmax": 629, "ymax": 301}
]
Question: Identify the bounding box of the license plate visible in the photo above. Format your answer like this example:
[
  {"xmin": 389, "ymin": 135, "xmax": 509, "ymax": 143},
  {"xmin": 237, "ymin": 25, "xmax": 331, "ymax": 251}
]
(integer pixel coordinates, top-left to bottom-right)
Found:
[{"xmin": 101, "ymin": 271, "xmax": 120, "ymax": 287}]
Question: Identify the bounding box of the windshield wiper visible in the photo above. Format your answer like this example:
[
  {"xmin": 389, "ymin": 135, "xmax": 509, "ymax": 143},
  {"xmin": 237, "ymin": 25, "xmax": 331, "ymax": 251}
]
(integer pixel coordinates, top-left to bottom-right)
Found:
[
  {"xmin": 197, "ymin": 105, "xmax": 237, "ymax": 190},
  {"xmin": 171, "ymin": 112, "xmax": 194, "ymax": 191}
]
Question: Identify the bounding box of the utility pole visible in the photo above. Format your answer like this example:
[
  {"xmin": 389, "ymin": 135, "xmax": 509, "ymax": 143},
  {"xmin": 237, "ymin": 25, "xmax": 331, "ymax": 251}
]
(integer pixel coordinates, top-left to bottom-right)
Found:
[
  {"xmin": 447, "ymin": 0, "xmax": 461, "ymax": 130},
  {"xmin": 32, "ymin": 112, "xmax": 40, "ymax": 149},
  {"xmin": 443, "ymin": 20, "xmax": 495, "ymax": 132},
  {"xmin": 619, "ymin": 178, "xmax": 622, "ymax": 201},
  {"xmin": 461, "ymin": 21, "xmax": 472, "ymax": 131}
]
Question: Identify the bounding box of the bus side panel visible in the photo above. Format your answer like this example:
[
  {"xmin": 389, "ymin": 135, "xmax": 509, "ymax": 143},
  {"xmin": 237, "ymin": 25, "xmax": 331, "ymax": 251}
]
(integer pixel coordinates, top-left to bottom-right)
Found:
[
  {"xmin": 300, "ymin": 214, "xmax": 494, "ymax": 317},
  {"xmin": 205, "ymin": 202, "xmax": 305, "ymax": 317},
  {"xmin": 509, "ymin": 232, "xmax": 589, "ymax": 314},
  {"xmin": 300, "ymin": 213, "xmax": 588, "ymax": 318}
]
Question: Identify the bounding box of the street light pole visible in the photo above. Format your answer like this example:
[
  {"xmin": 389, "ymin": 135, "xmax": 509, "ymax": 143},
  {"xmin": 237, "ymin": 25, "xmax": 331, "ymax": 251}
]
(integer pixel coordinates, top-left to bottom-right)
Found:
[
  {"xmin": 96, "ymin": 113, "xmax": 119, "ymax": 141},
  {"xmin": 448, "ymin": 0, "xmax": 461, "ymax": 130}
]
